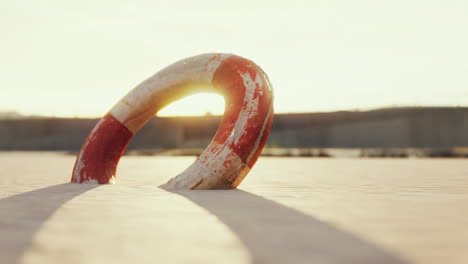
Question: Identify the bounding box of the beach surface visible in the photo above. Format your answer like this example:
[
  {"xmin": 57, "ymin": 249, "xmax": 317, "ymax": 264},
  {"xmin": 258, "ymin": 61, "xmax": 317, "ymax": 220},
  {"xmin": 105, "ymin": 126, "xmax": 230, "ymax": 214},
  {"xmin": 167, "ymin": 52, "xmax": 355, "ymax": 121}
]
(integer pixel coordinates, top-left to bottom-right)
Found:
[{"xmin": 0, "ymin": 152, "xmax": 467, "ymax": 264}]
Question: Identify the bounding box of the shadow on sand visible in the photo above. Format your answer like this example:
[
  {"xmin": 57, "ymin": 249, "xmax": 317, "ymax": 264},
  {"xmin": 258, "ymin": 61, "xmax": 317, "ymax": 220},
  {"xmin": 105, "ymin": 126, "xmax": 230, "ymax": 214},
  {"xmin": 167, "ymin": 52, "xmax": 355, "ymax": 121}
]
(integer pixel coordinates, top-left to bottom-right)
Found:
[
  {"xmin": 0, "ymin": 183, "xmax": 98, "ymax": 264},
  {"xmin": 172, "ymin": 189, "xmax": 409, "ymax": 264},
  {"xmin": 0, "ymin": 184, "xmax": 408, "ymax": 264}
]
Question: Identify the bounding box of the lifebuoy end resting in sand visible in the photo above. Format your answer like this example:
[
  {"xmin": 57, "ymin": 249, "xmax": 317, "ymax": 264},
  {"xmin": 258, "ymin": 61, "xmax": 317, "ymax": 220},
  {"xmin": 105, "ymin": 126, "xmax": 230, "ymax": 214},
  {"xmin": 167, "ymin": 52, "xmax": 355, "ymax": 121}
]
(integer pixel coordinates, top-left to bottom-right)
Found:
[{"xmin": 72, "ymin": 53, "xmax": 273, "ymax": 189}]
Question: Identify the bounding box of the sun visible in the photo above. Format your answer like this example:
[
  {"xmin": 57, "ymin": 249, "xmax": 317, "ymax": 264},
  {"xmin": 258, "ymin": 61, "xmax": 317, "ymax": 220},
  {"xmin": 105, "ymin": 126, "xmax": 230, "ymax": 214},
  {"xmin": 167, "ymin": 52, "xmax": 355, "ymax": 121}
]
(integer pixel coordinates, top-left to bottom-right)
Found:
[{"xmin": 156, "ymin": 93, "xmax": 225, "ymax": 117}]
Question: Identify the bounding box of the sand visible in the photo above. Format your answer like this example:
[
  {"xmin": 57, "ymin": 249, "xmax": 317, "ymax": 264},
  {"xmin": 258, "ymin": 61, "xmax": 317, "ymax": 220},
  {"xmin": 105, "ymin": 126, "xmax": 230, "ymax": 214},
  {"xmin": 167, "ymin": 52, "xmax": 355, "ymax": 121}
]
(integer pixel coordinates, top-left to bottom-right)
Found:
[{"xmin": 0, "ymin": 152, "xmax": 467, "ymax": 264}]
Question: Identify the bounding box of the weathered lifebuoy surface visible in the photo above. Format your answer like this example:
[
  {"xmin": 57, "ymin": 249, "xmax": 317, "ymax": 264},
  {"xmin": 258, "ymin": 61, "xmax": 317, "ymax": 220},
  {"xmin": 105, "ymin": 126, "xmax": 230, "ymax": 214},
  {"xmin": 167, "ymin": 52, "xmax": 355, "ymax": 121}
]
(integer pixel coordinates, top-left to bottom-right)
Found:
[{"xmin": 71, "ymin": 53, "xmax": 274, "ymax": 189}]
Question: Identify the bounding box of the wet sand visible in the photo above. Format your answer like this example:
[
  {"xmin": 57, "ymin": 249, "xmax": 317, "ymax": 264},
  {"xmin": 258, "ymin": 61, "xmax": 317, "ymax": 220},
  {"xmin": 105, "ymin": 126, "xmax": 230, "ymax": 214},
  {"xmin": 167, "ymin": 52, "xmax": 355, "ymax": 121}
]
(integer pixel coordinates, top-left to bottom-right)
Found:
[{"xmin": 0, "ymin": 152, "xmax": 467, "ymax": 264}]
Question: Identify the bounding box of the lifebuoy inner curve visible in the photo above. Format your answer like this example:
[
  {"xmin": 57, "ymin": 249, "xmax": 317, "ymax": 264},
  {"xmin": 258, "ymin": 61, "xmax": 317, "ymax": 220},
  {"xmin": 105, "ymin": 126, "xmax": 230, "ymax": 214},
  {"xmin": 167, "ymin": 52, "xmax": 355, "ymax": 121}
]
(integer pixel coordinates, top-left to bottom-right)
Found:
[{"xmin": 71, "ymin": 53, "xmax": 274, "ymax": 189}]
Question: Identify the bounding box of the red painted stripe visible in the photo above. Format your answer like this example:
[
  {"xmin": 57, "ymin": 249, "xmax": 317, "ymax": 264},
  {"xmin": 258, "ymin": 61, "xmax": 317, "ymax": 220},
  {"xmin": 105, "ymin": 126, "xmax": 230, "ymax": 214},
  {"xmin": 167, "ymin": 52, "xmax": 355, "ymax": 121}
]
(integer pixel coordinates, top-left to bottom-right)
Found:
[
  {"xmin": 211, "ymin": 56, "xmax": 246, "ymax": 146},
  {"xmin": 247, "ymin": 105, "xmax": 274, "ymax": 168},
  {"xmin": 212, "ymin": 56, "xmax": 273, "ymax": 163},
  {"xmin": 71, "ymin": 113, "xmax": 133, "ymax": 184}
]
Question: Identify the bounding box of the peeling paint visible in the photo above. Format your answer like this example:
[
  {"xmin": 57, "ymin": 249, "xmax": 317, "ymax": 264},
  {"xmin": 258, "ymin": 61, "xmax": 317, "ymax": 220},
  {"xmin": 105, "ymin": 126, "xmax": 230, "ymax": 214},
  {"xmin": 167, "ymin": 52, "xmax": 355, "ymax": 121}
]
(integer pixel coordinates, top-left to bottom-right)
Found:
[
  {"xmin": 229, "ymin": 71, "xmax": 262, "ymax": 146},
  {"xmin": 72, "ymin": 54, "xmax": 273, "ymax": 189}
]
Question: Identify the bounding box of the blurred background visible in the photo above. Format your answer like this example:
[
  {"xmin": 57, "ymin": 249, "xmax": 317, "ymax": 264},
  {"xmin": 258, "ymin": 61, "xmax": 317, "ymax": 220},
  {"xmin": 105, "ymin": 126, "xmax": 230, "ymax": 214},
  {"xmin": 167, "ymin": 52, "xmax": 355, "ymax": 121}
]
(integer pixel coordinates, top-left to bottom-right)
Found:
[{"xmin": 1, "ymin": 0, "xmax": 467, "ymax": 157}]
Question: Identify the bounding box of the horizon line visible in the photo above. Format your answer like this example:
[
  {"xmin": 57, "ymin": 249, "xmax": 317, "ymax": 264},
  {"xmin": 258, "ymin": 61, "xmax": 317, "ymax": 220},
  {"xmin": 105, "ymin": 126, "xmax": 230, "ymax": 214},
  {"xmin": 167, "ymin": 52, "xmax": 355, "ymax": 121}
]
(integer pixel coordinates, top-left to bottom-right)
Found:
[{"xmin": 1, "ymin": 105, "xmax": 467, "ymax": 120}]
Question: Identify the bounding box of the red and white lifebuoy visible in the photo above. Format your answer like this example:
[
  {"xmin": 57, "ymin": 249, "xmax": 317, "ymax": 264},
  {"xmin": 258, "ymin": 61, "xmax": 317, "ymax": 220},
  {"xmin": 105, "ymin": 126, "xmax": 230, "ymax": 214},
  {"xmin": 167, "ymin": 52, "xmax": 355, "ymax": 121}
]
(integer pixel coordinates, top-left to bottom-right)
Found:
[{"xmin": 71, "ymin": 53, "xmax": 274, "ymax": 189}]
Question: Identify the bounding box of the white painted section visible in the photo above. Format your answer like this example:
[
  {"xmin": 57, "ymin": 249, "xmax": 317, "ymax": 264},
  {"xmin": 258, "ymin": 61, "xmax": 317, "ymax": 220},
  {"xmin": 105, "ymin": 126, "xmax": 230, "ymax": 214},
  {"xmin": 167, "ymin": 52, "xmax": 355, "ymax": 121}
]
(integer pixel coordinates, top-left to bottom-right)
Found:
[
  {"xmin": 81, "ymin": 179, "xmax": 99, "ymax": 184},
  {"xmin": 108, "ymin": 176, "xmax": 116, "ymax": 184},
  {"xmin": 162, "ymin": 145, "xmax": 244, "ymax": 189},
  {"xmin": 109, "ymin": 53, "xmax": 232, "ymax": 132}
]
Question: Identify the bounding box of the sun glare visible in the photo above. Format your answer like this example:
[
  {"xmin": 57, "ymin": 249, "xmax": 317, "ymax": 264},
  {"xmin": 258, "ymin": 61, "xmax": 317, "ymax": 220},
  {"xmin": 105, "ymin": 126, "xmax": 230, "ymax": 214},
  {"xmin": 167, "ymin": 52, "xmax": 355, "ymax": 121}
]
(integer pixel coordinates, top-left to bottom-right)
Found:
[{"xmin": 156, "ymin": 93, "xmax": 225, "ymax": 117}]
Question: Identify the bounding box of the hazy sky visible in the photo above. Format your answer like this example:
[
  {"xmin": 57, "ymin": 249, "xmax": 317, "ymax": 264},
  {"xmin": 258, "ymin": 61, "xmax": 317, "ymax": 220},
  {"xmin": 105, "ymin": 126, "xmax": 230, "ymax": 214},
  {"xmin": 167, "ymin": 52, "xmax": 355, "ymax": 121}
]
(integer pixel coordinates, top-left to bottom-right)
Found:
[{"xmin": 1, "ymin": 0, "xmax": 467, "ymax": 117}]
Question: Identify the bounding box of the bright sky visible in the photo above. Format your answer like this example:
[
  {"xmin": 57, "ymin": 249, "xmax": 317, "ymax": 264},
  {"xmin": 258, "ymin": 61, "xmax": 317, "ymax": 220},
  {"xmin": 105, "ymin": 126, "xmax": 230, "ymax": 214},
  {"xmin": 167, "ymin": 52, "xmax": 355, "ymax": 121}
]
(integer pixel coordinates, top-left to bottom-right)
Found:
[{"xmin": 1, "ymin": 0, "xmax": 467, "ymax": 117}]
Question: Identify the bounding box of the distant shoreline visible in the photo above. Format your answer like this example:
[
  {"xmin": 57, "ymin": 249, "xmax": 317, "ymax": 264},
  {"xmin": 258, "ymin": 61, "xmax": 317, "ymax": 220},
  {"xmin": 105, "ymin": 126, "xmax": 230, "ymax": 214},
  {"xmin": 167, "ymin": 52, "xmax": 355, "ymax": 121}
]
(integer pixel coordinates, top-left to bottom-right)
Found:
[
  {"xmin": 129, "ymin": 147, "xmax": 468, "ymax": 158},
  {"xmin": 2, "ymin": 107, "xmax": 467, "ymax": 154},
  {"xmin": 29, "ymin": 147, "xmax": 463, "ymax": 158}
]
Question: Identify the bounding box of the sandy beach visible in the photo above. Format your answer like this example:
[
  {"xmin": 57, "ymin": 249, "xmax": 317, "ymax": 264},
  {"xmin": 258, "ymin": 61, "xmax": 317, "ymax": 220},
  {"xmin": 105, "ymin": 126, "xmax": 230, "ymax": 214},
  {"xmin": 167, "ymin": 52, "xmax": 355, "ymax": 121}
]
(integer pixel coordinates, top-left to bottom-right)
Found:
[{"xmin": 0, "ymin": 152, "xmax": 467, "ymax": 264}]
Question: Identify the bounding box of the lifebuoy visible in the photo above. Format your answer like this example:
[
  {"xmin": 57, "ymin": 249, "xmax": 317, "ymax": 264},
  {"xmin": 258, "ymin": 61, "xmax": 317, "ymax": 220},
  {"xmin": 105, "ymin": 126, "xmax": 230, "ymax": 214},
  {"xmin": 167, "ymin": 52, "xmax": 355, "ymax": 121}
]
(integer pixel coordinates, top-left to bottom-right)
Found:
[{"xmin": 71, "ymin": 53, "xmax": 274, "ymax": 189}]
